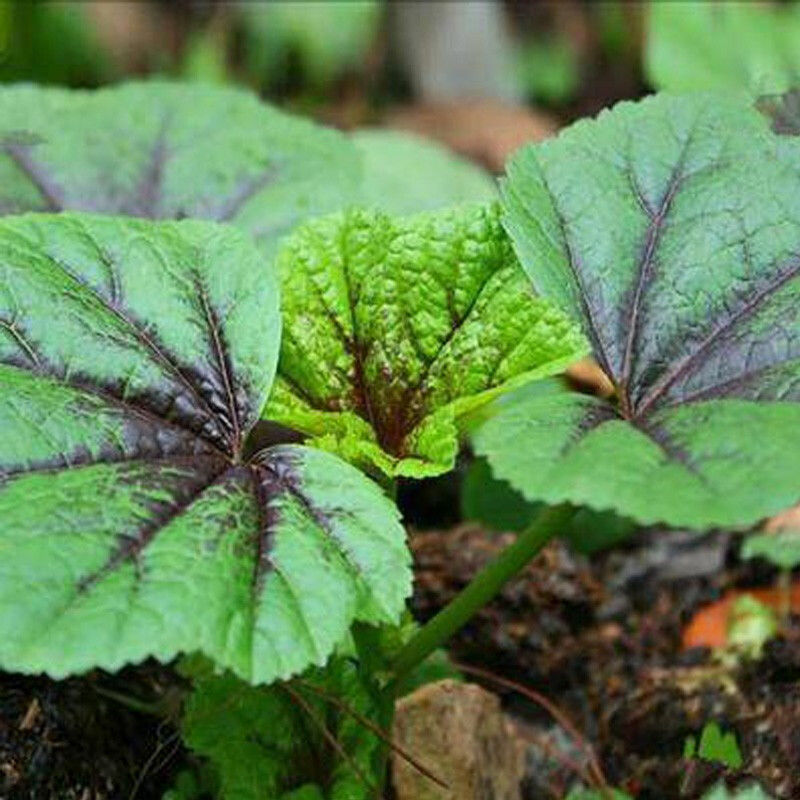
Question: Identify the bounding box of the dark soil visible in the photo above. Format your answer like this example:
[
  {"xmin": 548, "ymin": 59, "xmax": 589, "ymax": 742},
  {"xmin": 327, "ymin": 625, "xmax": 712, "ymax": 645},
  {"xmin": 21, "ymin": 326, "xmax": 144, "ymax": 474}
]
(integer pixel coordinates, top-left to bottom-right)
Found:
[
  {"xmin": 3, "ymin": 521, "xmax": 798, "ymax": 799},
  {"xmin": 411, "ymin": 524, "xmax": 800, "ymax": 799},
  {"xmin": 0, "ymin": 664, "xmax": 185, "ymax": 800}
]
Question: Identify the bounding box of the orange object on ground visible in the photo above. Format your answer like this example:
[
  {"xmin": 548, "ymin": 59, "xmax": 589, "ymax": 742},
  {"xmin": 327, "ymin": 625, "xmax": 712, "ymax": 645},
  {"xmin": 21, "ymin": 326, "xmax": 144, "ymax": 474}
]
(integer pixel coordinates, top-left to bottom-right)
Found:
[{"xmin": 682, "ymin": 582, "xmax": 800, "ymax": 650}]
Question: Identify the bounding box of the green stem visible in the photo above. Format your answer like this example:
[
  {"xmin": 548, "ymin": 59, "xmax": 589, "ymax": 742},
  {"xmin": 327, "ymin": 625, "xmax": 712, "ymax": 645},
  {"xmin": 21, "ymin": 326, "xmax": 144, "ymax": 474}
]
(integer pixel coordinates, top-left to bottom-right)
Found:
[{"xmin": 391, "ymin": 503, "xmax": 573, "ymax": 680}]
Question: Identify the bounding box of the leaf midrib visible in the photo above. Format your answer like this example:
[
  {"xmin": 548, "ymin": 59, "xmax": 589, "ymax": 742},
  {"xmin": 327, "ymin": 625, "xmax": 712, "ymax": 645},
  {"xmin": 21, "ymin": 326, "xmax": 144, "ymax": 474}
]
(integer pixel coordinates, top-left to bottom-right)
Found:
[
  {"xmin": 618, "ymin": 114, "xmax": 701, "ymax": 415},
  {"xmin": 635, "ymin": 252, "xmax": 800, "ymax": 417}
]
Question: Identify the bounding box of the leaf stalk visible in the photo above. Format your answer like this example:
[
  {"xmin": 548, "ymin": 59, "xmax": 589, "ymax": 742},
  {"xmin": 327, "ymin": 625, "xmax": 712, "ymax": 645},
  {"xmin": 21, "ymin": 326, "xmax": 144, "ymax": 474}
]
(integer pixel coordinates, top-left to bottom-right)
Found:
[{"xmin": 390, "ymin": 503, "xmax": 574, "ymax": 680}]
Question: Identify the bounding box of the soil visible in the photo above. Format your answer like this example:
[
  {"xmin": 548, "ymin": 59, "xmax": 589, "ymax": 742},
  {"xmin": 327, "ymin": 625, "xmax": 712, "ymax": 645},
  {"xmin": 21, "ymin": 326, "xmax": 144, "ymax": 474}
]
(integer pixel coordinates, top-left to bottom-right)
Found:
[
  {"xmin": 410, "ymin": 522, "xmax": 800, "ymax": 799},
  {"xmin": 0, "ymin": 664, "xmax": 186, "ymax": 800},
  {"xmin": 2, "ymin": 510, "xmax": 798, "ymax": 799}
]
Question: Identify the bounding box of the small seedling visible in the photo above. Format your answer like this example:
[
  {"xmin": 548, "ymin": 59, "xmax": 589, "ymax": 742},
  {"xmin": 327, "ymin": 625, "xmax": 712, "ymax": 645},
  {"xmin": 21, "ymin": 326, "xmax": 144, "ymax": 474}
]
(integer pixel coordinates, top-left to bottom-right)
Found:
[
  {"xmin": 726, "ymin": 595, "xmax": 779, "ymax": 661},
  {"xmin": 684, "ymin": 721, "xmax": 743, "ymax": 770}
]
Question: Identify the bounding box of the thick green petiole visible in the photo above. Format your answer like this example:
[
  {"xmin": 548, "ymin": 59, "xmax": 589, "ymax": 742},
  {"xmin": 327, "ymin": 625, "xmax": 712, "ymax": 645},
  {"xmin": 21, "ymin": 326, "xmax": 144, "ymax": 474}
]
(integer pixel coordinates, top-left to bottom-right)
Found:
[{"xmin": 391, "ymin": 503, "xmax": 574, "ymax": 680}]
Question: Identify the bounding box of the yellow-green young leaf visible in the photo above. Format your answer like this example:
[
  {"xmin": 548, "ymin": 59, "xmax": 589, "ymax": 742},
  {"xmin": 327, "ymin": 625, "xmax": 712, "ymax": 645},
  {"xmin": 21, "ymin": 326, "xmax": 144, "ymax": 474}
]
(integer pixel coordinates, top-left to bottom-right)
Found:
[
  {"xmin": 0, "ymin": 213, "xmax": 410, "ymax": 684},
  {"xmin": 180, "ymin": 657, "xmax": 385, "ymax": 800},
  {"xmin": 263, "ymin": 203, "xmax": 587, "ymax": 478},
  {"xmin": 476, "ymin": 92, "xmax": 800, "ymax": 530},
  {"xmin": 646, "ymin": 1, "xmax": 800, "ymax": 94},
  {"xmin": 0, "ymin": 82, "xmax": 360, "ymax": 257}
]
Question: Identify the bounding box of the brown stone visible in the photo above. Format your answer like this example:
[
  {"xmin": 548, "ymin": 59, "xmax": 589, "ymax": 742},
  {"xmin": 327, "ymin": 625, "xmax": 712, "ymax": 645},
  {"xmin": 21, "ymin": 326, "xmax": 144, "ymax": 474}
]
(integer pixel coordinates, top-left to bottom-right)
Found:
[{"xmin": 392, "ymin": 679, "xmax": 525, "ymax": 800}]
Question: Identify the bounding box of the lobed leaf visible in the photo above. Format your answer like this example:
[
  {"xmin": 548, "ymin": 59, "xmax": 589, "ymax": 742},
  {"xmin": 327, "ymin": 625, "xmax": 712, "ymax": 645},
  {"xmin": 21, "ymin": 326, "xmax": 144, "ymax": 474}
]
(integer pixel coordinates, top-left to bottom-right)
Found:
[
  {"xmin": 476, "ymin": 93, "xmax": 800, "ymax": 530},
  {"xmin": 0, "ymin": 213, "xmax": 410, "ymax": 683},
  {"xmin": 0, "ymin": 82, "xmax": 360, "ymax": 256},
  {"xmin": 0, "ymin": 83, "xmax": 502, "ymax": 250},
  {"xmin": 264, "ymin": 203, "xmax": 587, "ymax": 477}
]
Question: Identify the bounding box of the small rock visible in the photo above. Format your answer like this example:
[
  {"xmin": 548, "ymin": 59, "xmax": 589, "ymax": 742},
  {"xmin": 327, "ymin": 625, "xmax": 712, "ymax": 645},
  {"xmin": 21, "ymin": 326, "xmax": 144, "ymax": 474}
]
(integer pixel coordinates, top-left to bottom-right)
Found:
[{"xmin": 392, "ymin": 679, "xmax": 525, "ymax": 800}]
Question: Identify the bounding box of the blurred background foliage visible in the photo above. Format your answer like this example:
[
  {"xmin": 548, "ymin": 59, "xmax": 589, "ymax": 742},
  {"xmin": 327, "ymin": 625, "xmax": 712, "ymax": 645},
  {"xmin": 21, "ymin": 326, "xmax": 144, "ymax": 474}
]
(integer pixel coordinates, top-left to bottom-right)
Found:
[{"xmin": 2, "ymin": 0, "xmax": 795, "ymax": 175}]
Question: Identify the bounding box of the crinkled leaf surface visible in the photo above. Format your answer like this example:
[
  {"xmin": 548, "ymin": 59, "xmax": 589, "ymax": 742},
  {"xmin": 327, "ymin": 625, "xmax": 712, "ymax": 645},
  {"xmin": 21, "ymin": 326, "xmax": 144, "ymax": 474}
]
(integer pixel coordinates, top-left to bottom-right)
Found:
[
  {"xmin": 181, "ymin": 656, "xmax": 385, "ymax": 800},
  {"xmin": 646, "ymin": 2, "xmax": 800, "ymax": 93},
  {"xmin": 0, "ymin": 213, "xmax": 410, "ymax": 682},
  {"xmin": 352, "ymin": 129, "xmax": 496, "ymax": 214},
  {"xmin": 0, "ymin": 82, "xmax": 360, "ymax": 257},
  {"xmin": 264, "ymin": 203, "xmax": 587, "ymax": 477},
  {"xmin": 476, "ymin": 93, "xmax": 800, "ymax": 530}
]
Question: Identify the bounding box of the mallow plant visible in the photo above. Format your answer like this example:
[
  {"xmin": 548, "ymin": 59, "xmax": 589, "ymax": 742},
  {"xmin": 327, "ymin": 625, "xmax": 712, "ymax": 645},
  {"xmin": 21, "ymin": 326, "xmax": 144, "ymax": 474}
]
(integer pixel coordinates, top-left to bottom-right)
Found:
[{"xmin": 1, "ymin": 81, "xmax": 799, "ymax": 798}]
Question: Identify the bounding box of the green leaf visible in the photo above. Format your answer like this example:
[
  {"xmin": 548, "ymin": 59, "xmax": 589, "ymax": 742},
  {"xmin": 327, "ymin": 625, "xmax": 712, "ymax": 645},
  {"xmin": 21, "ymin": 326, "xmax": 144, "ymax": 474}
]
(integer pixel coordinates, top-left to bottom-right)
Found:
[
  {"xmin": 461, "ymin": 450, "xmax": 636, "ymax": 553},
  {"xmin": 352, "ymin": 129, "xmax": 496, "ymax": 214},
  {"xmin": 0, "ymin": 82, "xmax": 360, "ymax": 257},
  {"xmin": 701, "ymin": 783, "xmax": 774, "ymax": 800},
  {"xmin": 180, "ymin": 657, "xmax": 386, "ymax": 800},
  {"xmin": 264, "ymin": 202, "xmax": 587, "ymax": 478},
  {"xmin": 477, "ymin": 92, "xmax": 800, "ymax": 530},
  {"xmin": 646, "ymin": 1, "xmax": 800, "ymax": 93},
  {"xmin": 239, "ymin": 1, "xmax": 380, "ymax": 89},
  {"xmin": 742, "ymin": 529, "xmax": 800, "ymax": 571},
  {"xmin": 516, "ymin": 35, "xmax": 580, "ymax": 105},
  {"xmin": 462, "ymin": 456, "xmax": 537, "ymax": 533},
  {"xmin": 0, "ymin": 2, "xmax": 113, "ymax": 85},
  {"xmin": 162, "ymin": 765, "xmax": 218, "ymax": 800},
  {"xmin": 461, "ymin": 451, "xmax": 635, "ymax": 553},
  {"xmin": 727, "ymin": 595, "xmax": 778, "ymax": 659},
  {"xmin": 565, "ymin": 789, "xmax": 632, "ymax": 800},
  {"xmin": 0, "ymin": 213, "xmax": 410, "ymax": 684},
  {"xmin": 696, "ymin": 721, "xmax": 744, "ymax": 769}
]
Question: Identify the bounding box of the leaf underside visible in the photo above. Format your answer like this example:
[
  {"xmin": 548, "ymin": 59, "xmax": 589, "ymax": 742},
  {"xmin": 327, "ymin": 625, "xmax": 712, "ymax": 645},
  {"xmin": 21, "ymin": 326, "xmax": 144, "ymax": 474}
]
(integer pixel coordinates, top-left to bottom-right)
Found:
[
  {"xmin": 264, "ymin": 203, "xmax": 587, "ymax": 477},
  {"xmin": 0, "ymin": 213, "xmax": 410, "ymax": 683},
  {"xmin": 0, "ymin": 81, "xmax": 360, "ymax": 257},
  {"xmin": 476, "ymin": 92, "xmax": 800, "ymax": 529}
]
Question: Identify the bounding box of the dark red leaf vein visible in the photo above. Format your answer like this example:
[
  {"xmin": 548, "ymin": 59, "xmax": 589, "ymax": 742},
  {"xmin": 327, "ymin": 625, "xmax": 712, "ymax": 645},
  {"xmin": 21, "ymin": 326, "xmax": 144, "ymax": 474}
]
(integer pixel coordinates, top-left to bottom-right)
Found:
[{"xmin": 636, "ymin": 253, "xmax": 800, "ymax": 417}]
